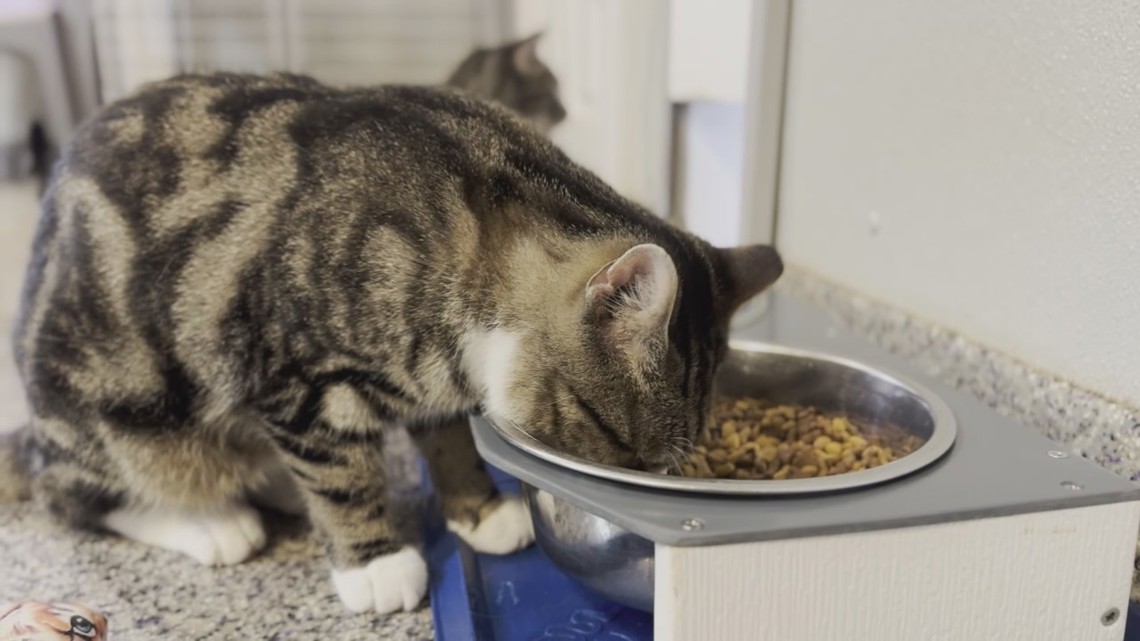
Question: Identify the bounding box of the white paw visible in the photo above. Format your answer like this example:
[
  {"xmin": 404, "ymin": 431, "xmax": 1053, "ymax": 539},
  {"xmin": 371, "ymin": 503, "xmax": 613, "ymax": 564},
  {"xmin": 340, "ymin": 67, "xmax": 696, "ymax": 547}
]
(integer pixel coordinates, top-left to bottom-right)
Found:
[
  {"xmin": 331, "ymin": 546, "xmax": 428, "ymax": 614},
  {"xmin": 103, "ymin": 503, "xmax": 267, "ymax": 566},
  {"xmin": 448, "ymin": 496, "xmax": 534, "ymax": 555}
]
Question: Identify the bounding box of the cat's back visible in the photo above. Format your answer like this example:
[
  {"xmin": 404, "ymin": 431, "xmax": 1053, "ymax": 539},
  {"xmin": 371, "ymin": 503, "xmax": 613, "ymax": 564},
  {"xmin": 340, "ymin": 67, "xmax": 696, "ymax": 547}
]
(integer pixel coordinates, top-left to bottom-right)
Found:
[
  {"xmin": 14, "ymin": 72, "xmax": 557, "ymax": 391},
  {"xmin": 68, "ymin": 71, "xmax": 332, "ymax": 178},
  {"xmin": 58, "ymin": 72, "xmax": 546, "ymax": 225}
]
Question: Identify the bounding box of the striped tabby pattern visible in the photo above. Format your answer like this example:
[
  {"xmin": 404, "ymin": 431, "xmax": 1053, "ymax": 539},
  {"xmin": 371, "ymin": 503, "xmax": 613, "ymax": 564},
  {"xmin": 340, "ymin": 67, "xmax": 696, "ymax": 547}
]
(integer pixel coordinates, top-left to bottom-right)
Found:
[
  {"xmin": 446, "ymin": 33, "xmax": 566, "ymax": 134},
  {"xmin": 8, "ymin": 72, "xmax": 782, "ymax": 613}
]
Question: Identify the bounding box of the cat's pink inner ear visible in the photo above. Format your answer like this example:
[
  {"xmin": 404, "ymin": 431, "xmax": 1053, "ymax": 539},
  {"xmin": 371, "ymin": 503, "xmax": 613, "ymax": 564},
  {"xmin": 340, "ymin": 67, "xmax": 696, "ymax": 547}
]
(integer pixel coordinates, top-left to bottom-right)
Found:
[
  {"xmin": 585, "ymin": 244, "xmax": 678, "ymax": 334},
  {"xmin": 585, "ymin": 259, "xmax": 618, "ymax": 303}
]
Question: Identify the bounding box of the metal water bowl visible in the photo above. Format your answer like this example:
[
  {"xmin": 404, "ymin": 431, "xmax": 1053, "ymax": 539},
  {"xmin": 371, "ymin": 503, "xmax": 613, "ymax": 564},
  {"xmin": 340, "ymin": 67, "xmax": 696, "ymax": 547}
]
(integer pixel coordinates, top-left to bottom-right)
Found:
[{"xmin": 488, "ymin": 342, "xmax": 958, "ymax": 611}]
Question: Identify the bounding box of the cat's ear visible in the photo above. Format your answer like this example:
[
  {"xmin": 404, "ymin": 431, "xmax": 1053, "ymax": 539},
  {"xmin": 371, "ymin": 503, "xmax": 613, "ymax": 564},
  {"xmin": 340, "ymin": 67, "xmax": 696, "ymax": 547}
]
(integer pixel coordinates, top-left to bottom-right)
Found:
[
  {"xmin": 511, "ymin": 32, "xmax": 544, "ymax": 75},
  {"xmin": 585, "ymin": 244, "xmax": 678, "ymax": 369},
  {"xmin": 716, "ymin": 244, "xmax": 783, "ymax": 315}
]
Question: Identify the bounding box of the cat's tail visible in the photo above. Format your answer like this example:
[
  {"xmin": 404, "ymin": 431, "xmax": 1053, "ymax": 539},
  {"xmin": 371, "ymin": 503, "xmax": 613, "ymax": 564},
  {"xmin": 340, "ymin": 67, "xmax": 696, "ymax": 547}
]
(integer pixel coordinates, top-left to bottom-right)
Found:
[{"xmin": 0, "ymin": 424, "xmax": 36, "ymax": 502}]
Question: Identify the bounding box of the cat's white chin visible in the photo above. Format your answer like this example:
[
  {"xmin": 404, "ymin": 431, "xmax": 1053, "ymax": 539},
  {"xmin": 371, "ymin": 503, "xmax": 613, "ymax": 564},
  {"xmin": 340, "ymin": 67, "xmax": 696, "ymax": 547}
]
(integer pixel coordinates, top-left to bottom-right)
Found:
[
  {"xmin": 331, "ymin": 546, "xmax": 428, "ymax": 614},
  {"xmin": 460, "ymin": 328, "xmax": 521, "ymax": 420},
  {"xmin": 447, "ymin": 496, "xmax": 534, "ymax": 555}
]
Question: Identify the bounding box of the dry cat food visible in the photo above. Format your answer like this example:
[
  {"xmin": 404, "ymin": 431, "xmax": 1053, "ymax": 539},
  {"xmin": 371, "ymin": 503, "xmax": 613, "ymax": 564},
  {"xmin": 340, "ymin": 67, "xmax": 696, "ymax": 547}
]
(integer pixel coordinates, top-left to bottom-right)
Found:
[{"xmin": 677, "ymin": 397, "xmax": 925, "ymax": 480}]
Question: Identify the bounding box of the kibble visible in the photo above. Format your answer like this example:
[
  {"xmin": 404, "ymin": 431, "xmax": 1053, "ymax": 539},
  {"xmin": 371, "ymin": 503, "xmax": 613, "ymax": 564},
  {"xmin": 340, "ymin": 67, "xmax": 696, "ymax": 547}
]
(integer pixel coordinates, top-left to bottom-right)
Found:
[{"xmin": 677, "ymin": 397, "xmax": 925, "ymax": 480}]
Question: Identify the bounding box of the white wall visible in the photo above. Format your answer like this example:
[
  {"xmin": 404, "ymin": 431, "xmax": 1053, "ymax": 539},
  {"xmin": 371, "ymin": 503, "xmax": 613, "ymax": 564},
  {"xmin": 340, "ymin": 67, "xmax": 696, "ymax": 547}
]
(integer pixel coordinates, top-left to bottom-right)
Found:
[
  {"xmin": 513, "ymin": 0, "xmax": 672, "ymax": 215},
  {"xmin": 676, "ymin": 103, "xmax": 746, "ymax": 248},
  {"xmin": 93, "ymin": 0, "xmax": 180, "ymax": 102},
  {"xmin": 665, "ymin": 0, "xmax": 755, "ymax": 247},
  {"xmin": 667, "ymin": 0, "xmax": 751, "ymax": 103},
  {"xmin": 776, "ymin": 0, "xmax": 1140, "ymax": 405},
  {"xmin": 291, "ymin": 0, "xmax": 483, "ymax": 87},
  {"xmin": 0, "ymin": 54, "xmax": 34, "ymax": 149},
  {"xmin": 93, "ymin": 0, "xmax": 486, "ymax": 102}
]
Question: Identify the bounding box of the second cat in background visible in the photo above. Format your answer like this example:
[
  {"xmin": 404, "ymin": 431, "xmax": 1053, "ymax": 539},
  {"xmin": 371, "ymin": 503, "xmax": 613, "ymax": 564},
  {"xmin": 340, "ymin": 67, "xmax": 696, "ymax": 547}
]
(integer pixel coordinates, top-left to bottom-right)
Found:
[{"xmin": 446, "ymin": 33, "xmax": 567, "ymax": 135}]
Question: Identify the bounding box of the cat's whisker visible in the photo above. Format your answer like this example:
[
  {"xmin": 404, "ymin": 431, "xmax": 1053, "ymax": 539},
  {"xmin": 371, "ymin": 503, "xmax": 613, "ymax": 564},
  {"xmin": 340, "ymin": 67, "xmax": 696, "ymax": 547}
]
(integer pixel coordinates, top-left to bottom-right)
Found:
[
  {"xmin": 664, "ymin": 446, "xmax": 689, "ymax": 474},
  {"xmin": 670, "ymin": 436, "xmax": 695, "ymax": 458}
]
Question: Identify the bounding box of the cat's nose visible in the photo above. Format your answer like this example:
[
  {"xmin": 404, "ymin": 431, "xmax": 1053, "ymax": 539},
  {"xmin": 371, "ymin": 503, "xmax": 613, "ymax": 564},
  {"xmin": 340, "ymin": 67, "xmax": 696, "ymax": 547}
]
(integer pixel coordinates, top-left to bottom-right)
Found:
[{"xmin": 636, "ymin": 446, "xmax": 675, "ymax": 471}]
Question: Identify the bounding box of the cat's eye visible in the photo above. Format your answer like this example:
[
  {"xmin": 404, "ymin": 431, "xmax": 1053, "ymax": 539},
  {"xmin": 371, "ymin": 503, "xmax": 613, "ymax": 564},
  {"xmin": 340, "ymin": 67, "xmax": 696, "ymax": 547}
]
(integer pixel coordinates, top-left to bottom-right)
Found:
[{"xmin": 70, "ymin": 615, "xmax": 96, "ymax": 635}]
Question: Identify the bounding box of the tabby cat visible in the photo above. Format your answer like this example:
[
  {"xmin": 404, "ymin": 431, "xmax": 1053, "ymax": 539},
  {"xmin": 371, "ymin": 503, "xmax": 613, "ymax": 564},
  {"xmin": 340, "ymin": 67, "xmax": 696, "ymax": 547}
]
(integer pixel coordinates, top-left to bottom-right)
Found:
[
  {"xmin": 446, "ymin": 33, "xmax": 566, "ymax": 134},
  {"xmin": 2, "ymin": 72, "xmax": 782, "ymax": 615}
]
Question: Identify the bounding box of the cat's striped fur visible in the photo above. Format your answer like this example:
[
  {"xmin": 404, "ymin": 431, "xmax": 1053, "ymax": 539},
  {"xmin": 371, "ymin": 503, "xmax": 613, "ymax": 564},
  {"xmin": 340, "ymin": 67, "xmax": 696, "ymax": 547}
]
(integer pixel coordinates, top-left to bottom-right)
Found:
[
  {"xmin": 6, "ymin": 72, "xmax": 782, "ymax": 614},
  {"xmin": 446, "ymin": 33, "xmax": 566, "ymax": 134}
]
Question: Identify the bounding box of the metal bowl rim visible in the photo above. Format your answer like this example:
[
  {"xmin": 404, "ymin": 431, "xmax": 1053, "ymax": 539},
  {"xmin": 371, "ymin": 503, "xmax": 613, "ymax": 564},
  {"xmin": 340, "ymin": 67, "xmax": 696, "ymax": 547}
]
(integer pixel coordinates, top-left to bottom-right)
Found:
[{"xmin": 485, "ymin": 340, "xmax": 957, "ymax": 495}]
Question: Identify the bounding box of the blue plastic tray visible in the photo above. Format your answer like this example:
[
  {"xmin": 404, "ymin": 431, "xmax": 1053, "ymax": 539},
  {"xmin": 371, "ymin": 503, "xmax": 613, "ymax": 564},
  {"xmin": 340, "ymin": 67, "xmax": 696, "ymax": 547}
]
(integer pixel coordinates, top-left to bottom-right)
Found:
[
  {"xmin": 423, "ymin": 465, "xmax": 652, "ymax": 641},
  {"xmin": 1126, "ymin": 601, "xmax": 1140, "ymax": 641}
]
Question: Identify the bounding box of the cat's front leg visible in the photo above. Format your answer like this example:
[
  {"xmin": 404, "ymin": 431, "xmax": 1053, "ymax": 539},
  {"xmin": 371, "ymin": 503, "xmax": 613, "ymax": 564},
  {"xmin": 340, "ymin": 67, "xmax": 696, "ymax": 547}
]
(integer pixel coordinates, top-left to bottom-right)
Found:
[
  {"xmin": 411, "ymin": 414, "xmax": 534, "ymax": 555},
  {"xmin": 264, "ymin": 384, "xmax": 427, "ymax": 615}
]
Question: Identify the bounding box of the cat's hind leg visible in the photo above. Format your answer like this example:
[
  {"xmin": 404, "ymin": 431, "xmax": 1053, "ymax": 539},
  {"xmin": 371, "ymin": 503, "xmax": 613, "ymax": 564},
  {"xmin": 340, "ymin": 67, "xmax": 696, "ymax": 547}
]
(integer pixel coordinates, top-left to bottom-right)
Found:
[
  {"xmin": 30, "ymin": 434, "xmax": 129, "ymax": 532},
  {"xmin": 246, "ymin": 455, "xmax": 308, "ymax": 516},
  {"xmin": 101, "ymin": 503, "xmax": 266, "ymax": 566},
  {"xmin": 94, "ymin": 419, "xmax": 272, "ymax": 565},
  {"xmin": 31, "ymin": 412, "xmax": 271, "ymax": 566}
]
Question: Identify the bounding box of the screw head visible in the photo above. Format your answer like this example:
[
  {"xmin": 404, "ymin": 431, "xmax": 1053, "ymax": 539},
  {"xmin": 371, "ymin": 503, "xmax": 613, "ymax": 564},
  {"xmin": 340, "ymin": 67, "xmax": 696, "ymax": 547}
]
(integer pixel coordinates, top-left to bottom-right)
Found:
[
  {"xmin": 680, "ymin": 518, "xmax": 704, "ymax": 532},
  {"xmin": 1101, "ymin": 607, "xmax": 1120, "ymax": 626},
  {"xmin": 1047, "ymin": 450, "xmax": 1069, "ymax": 459},
  {"xmin": 1060, "ymin": 480, "xmax": 1084, "ymax": 490}
]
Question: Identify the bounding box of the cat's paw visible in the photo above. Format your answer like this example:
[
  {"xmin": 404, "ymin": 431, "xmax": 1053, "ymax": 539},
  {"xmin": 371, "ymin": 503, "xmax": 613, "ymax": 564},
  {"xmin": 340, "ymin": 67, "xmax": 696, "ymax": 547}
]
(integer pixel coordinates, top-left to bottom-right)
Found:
[
  {"xmin": 331, "ymin": 546, "xmax": 428, "ymax": 614},
  {"xmin": 103, "ymin": 503, "xmax": 267, "ymax": 566},
  {"xmin": 447, "ymin": 496, "xmax": 534, "ymax": 555}
]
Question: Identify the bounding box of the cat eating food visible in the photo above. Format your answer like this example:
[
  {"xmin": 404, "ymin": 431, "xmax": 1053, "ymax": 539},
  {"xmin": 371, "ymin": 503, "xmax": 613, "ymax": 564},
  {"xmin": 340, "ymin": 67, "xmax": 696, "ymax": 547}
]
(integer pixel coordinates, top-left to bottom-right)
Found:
[{"xmin": 2, "ymin": 73, "xmax": 782, "ymax": 616}]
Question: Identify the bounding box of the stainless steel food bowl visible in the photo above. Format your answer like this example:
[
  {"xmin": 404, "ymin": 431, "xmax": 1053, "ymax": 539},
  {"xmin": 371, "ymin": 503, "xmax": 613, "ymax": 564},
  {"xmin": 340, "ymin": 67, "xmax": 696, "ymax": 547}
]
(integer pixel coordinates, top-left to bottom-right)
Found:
[
  {"xmin": 494, "ymin": 341, "xmax": 956, "ymax": 496},
  {"xmin": 523, "ymin": 483, "xmax": 656, "ymax": 611},
  {"xmin": 502, "ymin": 341, "xmax": 958, "ymax": 610}
]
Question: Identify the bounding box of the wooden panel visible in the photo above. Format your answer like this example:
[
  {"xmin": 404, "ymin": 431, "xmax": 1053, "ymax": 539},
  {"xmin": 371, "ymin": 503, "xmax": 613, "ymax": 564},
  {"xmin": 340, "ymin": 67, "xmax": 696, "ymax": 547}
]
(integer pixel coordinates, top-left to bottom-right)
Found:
[{"xmin": 656, "ymin": 502, "xmax": 1140, "ymax": 641}]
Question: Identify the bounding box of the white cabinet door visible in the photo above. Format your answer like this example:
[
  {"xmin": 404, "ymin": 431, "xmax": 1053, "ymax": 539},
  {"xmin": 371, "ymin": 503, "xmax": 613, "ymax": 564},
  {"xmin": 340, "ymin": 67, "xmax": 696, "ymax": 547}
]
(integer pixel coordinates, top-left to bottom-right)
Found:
[
  {"xmin": 667, "ymin": 0, "xmax": 751, "ymax": 103},
  {"xmin": 511, "ymin": 0, "xmax": 672, "ymax": 216},
  {"xmin": 668, "ymin": 0, "xmax": 788, "ymax": 249}
]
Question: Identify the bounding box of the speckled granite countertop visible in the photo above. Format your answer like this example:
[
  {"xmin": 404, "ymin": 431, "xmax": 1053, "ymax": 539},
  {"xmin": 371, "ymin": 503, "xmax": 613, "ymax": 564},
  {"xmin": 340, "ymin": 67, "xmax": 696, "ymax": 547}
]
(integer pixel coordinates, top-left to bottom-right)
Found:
[
  {"xmin": 0, "ymin": 505, "xmax": 433, "ymax": 639},
  {"xmin": 778, "ymin": 268, "xmax": 1140, "ymax": 482},
  {"xmin": 3, "ymin": 267, "xmax": 1138, "ymax": 639},
  {"xmin": 0, "ymin": 427, "xmax": 435, "ymax": 640},
  {"xmin": 777, "ymin": 267, "xmax": 1140, "ymax": 601}
]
